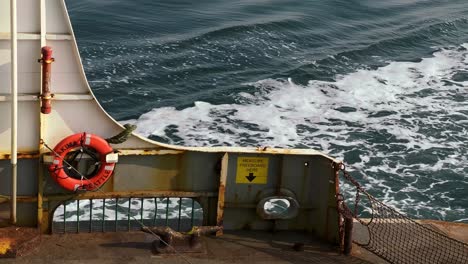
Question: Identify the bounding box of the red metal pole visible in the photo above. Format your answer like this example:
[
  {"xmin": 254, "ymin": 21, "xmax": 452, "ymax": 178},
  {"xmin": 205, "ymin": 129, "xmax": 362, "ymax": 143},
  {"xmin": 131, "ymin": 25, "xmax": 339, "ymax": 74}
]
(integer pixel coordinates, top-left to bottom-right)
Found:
[{"xmin": 39, "ymin": 46, "xmax": 54, "ymax": 114}]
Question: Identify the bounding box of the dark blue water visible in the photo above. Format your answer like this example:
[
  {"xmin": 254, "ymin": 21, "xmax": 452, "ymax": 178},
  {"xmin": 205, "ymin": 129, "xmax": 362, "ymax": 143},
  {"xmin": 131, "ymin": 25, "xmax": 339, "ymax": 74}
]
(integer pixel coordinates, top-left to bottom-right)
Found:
[{"xmin": 67, "ymin": 0, "xmax": 468, "ymax": 222}]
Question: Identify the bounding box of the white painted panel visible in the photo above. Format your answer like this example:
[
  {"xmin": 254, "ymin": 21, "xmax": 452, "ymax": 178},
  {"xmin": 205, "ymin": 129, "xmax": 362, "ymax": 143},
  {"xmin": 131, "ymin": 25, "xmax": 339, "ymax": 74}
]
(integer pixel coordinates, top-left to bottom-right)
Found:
[
  {"xmin": 43, "ymin": 100, "xmax": 122, "ymax": 147},
  {"xmin": 17, "ymin": 0, "xmax": 40, "ymax": 33},
  {"xmin": 0, "ymin": 40, "xmax": 10, "ymax": 74},
  {"xmin": 48, "ymin": 40, "xmax": 79, "ymax": 73},
  {"xmin": 0, "ymin": 39, "xmax": 9, "ymax": 98},
  {"xmin": 0, "ymin": 101, "xmax": 12, "ymax": 152},
  {"xmin": 0, "ymin": 0, "xmax": 10, "ymax": 32},
  {"xmin": 18, "ymin": 40, "xmax": 40, "ymax": 73},
  {"xmin": 0, "ymin": 72, "xmax": 10, "ymax": 93},
  {"xmin": 117, "ymin": 135, "xmax": 156, "ymax": 149},
  {"xmin": 51, "ymin": 73, "xmax": 86, "ymax": 94},
  {"xmin": 18, "ymin": 101, "xmax": 40, "ymax": 151},
  {"xmin": 42, "ymin": 101, "xmax": 153, "ymax": 148},
  {"xmin": 0, "ymin": 101, "xmax": 39, "ymax": 152},
  {"xmin": 18, "ymin": 72, "xmax": 40, "ymax": 94},
  {"xmin": 46, "ymin": 0, "xmax": 69, "ymax": 34}
]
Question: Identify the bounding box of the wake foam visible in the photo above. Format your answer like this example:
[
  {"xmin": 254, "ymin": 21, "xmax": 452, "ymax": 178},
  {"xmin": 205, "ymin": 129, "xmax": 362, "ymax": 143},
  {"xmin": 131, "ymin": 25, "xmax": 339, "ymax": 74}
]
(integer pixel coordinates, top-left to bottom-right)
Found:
[{"xmin": 125, "ymin": 44, "xmax": 468, "ymax": 222}]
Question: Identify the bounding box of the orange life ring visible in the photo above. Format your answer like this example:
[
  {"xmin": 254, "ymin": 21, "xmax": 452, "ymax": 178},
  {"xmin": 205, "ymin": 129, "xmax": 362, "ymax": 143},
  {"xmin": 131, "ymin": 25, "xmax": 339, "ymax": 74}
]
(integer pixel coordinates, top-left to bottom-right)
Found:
[{"xmin": 48, "ymin": 133, "xmax": 115, "ymax": 192}]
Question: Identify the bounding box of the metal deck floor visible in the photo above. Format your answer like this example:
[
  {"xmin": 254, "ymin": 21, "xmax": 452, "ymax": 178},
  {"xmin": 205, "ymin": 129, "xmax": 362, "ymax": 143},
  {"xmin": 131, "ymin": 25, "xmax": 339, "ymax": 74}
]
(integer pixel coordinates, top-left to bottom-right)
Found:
[
  {"xmin": 3, "ymin": 220, "xmax": 467, "ymax": 263},
  {"xmin": 0, "ymin": 231, "xmax": 372, "ymax": 264}
]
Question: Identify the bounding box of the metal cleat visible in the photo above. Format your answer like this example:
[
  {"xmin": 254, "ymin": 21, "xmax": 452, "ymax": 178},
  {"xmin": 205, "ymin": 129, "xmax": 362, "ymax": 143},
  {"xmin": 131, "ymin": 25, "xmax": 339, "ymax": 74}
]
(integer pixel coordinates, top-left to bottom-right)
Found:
[{"xmin": 142, "ymin": 226, "xmax": 222, "ymax": 254}]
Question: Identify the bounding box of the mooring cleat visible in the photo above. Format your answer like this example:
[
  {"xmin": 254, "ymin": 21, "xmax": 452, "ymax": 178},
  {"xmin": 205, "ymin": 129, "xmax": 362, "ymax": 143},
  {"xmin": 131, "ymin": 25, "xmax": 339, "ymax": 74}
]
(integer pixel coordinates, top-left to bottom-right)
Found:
[{"xmin": 142, "ymin": 226, "xmax": 222, "ymax": 254}]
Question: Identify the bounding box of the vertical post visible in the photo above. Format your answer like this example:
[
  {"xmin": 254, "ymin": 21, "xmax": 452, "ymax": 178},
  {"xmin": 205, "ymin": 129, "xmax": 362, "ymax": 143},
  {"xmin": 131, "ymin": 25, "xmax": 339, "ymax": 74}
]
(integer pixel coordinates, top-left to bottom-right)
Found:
[
  {"xmin": 140, "ymin": 198, "xmax": 144, "ymax": 227},
  {"xmin": 127, "ymin": 198, "xmax": 131, "ymax": 231},
  {"xmin": 76, "ymin": 200, "xmax": 80, "ymax": 233},
  {"xmin": 63, "ymin": 203, "xmax": 66, "ymax": 233},
  {"xmin": 343, "ymin": 217, "xmax": 353, "ymax": 255},
  {"xmin": 190, "ymin": 198, "xmax": 195, "ymax": 227},
  {"xmin": 102, "ymin": 199, "xmax": 106, "ymax": 232},
  {"xmin": 152, "ymin": 198, "xmax": 158, "ymax": 226},
  {"xmin": 334, "ymin": 162, "xmax": 344, "ymax": 246},
  {"xmin": 89, "ymin": 200, "xmax": 93, "ymax": 232},
  {"xmin": 216, "ymin": 153, "xmax": 228, "ymax": 236},
  {"xmin": 114, "ymin": 198, "xmax": 118, "ymax": 232},
  {"xmin": 165, "ymin": 198, "xmax": 169, "ymax": 227},
  {"xmin": 177, "ymin": 198, "xmax": 182, "ymax": 231},
  {"xmin": 10, "ymin": 0, "xmax": 18, "ymax": 225},
  {"xmin": 38, "ymin": 0, "xmax": 47, "ymax": 233},
  {"xmin": 37, "ymin": 45, "xmax": 55, "ymax": 232}
]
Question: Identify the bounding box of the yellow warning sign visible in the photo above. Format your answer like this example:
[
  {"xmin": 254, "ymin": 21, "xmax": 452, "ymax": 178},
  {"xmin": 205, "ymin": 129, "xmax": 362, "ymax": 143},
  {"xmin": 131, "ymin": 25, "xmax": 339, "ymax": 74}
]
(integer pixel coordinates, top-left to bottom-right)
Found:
[{"xmin": 236, "ymin": 157, "xmax": 269, "ymax": 184}]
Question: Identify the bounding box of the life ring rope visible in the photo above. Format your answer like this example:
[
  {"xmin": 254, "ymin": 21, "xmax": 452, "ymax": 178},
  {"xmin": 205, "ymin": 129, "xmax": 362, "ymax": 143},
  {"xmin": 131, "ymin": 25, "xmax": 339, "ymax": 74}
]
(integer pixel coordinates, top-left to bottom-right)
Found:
[{"xmin": 43, "ymin": 133, "xmax": 117, "ymax": 192}]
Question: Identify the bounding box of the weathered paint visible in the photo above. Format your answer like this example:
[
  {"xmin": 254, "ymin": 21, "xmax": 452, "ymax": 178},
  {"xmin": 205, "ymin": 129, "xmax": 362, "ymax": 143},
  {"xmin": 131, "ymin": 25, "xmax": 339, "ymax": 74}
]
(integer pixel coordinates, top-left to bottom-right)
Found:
[
  {"xmin": 216, "ymin": 153, "xmax": 228, "ymax": 236},
  {"xmin": 0, "ymin": 152, "xmax": 39, "ymax": 160},
  {"xmin": 0, "ymin": 238, "xmax": 12, "ymax": 255},
  {"xmin": 334, "ymin": 162, "xmax": 344, "ymax": 248},
  {"xmin": 116, "ymin": 149, "xmax": 184, "ymax": 156},
  {"xmin": 45, "ymin": 190, "xmax": 218, "ymax": 202},
  {"xmin": 0, "ymin": 0, "xmax": 342, "ymax": 249},
  {"xmin": 235, "ymin": 156, "xmax": 269, "ymax": 184}
]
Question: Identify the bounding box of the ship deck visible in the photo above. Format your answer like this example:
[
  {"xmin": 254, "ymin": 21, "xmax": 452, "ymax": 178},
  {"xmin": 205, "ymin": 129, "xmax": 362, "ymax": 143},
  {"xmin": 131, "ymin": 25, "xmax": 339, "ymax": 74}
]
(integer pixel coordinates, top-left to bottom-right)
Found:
[
  {"xmin": 0, "ymin": 230, "xmax": 372, "ymax": 264},
  {"xmin": 1, "ymin": 220, "xmax": 467, "ymax": 264}
]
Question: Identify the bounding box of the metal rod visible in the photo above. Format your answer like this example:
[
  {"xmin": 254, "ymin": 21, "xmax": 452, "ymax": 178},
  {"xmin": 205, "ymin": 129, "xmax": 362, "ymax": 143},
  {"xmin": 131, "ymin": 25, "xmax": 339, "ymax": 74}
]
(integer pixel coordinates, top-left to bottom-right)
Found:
[
  {"xmin": 63, "ymin": 203, "xmax": 66, "ymax": 233},
  {"xmin": 153, "ymin": 198, "xmax": 157, "ymax": 226},
  {"xmin": 89, "ymin": 199, "xmax": 93, "ymax": 232},
  {"xmin": 10, "ymin": 0, "xmax": 18, "ymax": 225},
  {"xmin": 191, "ymin": 199, "xmax": 195, "ymax": 227},
  {"xmin": 40, "ymin": 0, "xmax": 46, "ymax": 46},
  {"xmin": 37, "ymin": 0, "xmax": 46, "ymax": 230},
  {"xmin": 102, "ymin": 199, "xmax": 106, "ymax": 232},
  {"xmin": 115, "ymin": 198, "xmax": 118, "ymax": 232},
  {"xmin": 77, "ymin": 200, "xmax": 80, "ymax": 233},
  {"xmin": 165, "ymin": 198, "xmax": 169, "ymax": 227},
  {"xmin": 343, "ymin": 217, "xmax": 353, "ymax": 255},
  {"xmin": 178, "ymin": 198, "xmax": 182, "ymax": 231},
  {"xmin": 140, "ymin": 198, "xmax": 144, "ymax": 224},
  {"xmin": 127, "ymin": 198, "xmax": 131, "ymax": 231}
]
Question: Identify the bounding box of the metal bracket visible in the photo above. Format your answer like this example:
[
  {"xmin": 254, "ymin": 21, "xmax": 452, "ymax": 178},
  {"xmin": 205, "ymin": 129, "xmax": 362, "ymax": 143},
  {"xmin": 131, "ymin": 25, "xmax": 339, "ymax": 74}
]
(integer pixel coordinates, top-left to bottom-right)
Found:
[{"xmin": 142, "ymin": 226, "xmax": 222, "ymax": 254}]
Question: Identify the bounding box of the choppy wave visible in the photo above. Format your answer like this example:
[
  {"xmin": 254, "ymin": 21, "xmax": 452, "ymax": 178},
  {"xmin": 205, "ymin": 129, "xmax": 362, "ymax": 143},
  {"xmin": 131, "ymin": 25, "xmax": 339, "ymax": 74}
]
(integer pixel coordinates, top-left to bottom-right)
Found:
[
  {"xmin": 126, "ymin": 45, "xmax": 468, "ymax": 222},
  {"xmin": 67, "ymin": 0, "xmax": 468, "ymax": 222}
]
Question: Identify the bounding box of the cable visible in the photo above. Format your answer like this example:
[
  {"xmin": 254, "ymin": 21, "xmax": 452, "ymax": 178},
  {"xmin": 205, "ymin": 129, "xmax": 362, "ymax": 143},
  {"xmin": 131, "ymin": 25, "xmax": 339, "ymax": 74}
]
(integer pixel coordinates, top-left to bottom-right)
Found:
[{"xmin": 42, "ymin": 139, "xmax": 194, "ymax": 264}]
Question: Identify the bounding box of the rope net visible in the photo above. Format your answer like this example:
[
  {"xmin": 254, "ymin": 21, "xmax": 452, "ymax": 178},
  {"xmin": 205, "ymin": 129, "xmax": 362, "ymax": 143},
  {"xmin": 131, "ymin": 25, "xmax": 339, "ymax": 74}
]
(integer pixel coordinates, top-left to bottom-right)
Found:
[{"xmin": 337, "ymin": 166, "xmax": 468, "ymax": 264}]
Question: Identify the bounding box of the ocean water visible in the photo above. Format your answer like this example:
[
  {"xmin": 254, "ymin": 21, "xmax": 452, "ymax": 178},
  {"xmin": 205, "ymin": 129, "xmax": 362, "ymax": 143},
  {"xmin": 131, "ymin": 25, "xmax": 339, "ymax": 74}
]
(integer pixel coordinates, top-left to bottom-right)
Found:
[{"xmin": 66, "ymin": 0, "xmax": 468, "ymax": 223}]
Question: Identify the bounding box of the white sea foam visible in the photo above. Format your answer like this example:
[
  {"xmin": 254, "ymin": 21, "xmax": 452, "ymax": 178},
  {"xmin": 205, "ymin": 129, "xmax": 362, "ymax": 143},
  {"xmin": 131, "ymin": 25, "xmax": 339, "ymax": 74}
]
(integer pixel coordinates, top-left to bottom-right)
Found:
[
  {"xmin": 124, "ymin": 45, "xmax": 468, "ymax": 222},
  {"xmin": 53, "ymin": 198, "xmax": 203, "ymax": 222}
]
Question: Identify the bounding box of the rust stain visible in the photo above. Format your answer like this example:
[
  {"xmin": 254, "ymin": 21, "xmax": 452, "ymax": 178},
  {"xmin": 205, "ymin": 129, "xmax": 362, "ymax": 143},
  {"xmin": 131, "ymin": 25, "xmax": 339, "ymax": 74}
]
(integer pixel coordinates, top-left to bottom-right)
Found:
[
  {"xmin": 255, "ymin": 190, "xmax": 262, "ymax": 201},
  {"xmin": 216, "ymin": 153, "xmax": 228, "ymax": 236},
  {"xmin": 333, "ymin": 162, "xmax": 343, "ymax": 246},
  {"xmin": 44, "ymin": 190, "xmax": 217, "ymax": 202},
  {"xmin": 117, "ymin": 149, "xmax": 184, "ymax": 156},
  {"xmin": 0, "ymin": 238, "xmax": 12, "ymax": 255},
  {"xmin": 0, "ymin": 151, "xmax": 39, "ymax": 160},
  {"xmin": 216, "ymin": 184, "xmax": 226, "ymax": 226},
  {"xmin": 0, "ymin": 195, "xmax": 38, "ymax": 203}
]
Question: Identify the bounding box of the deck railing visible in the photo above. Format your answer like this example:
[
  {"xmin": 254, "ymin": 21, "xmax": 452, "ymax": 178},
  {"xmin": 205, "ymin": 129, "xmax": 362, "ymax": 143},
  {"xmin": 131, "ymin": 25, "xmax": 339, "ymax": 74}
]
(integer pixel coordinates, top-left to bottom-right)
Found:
[{"xmin": 52, "ymin": 197, "xmax": 203, "ymax": 234}]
